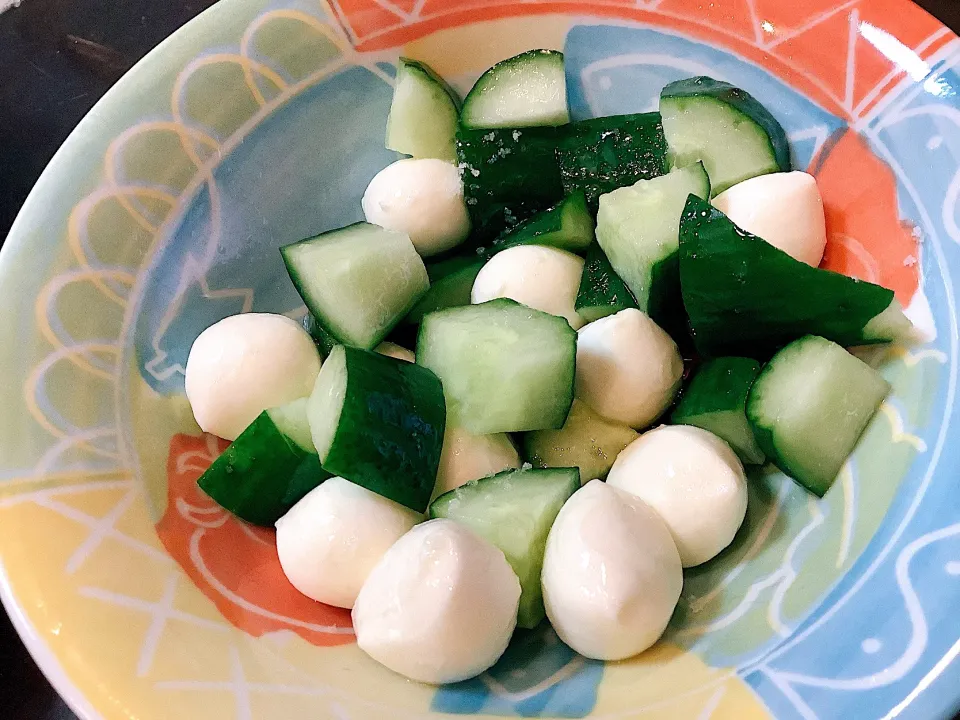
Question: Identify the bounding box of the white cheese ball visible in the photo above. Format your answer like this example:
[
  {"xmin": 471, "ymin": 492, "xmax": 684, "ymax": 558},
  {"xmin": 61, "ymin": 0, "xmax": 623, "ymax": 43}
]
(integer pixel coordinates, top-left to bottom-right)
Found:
[
  {"xmin": 352, "ymin": 519, "xmax": 520, "ymax": 684},
  {"xmin": 608, "ymin": 425, "xmax": 748, "ymax": 568},
  {"xmin": 375, "ymin": 341, "xmax": 415, "ymax": 363},
  {"xmin": 575, "ymin": 309, "xmax": 683, "ymax": 429},
  {"xmin": 362, "ymin": 158, "xmax": 470, "ymax": 257},
  {"xmin": 471, "ymin": 245, "xmax": 586, "ymax": 329},
  {"xmin": 541, "ymin": 480, "xmax": 682, "ymax": 661},
  {"xmin": 433, "ymin": 425, "xmax": 521, "ymax": 499},
  {"xmin": 712, "ymin": 171, "xmax": 827, "ymax": 267},
  {"xmin": 275, "ymin": 477, "xmax": 421, "ymax": 609},
  {"xmin": 185, "ymin": 313, "xmax": 322, "ymax": 441}
]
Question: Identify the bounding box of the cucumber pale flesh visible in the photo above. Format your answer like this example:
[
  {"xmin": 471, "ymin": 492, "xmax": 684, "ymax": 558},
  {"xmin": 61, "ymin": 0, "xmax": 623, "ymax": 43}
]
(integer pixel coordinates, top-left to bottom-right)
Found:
[
  {"xmin": 417, "ymin": 299, "xmax": 576, "ymax": 434},
  {"xmin": 429, "ymin": 466, "xmax": 580, "ymax": 628},
  {"xmin": 386, "ymin": 58, "xmax": 461, "ymax": 162},
  {"xmin": 660, "ymin": 77, "xmax": 790, "ymax": 195},
  {"xmin": 746, "ymin": 335, "xmax": 890, "ymax": 496}
]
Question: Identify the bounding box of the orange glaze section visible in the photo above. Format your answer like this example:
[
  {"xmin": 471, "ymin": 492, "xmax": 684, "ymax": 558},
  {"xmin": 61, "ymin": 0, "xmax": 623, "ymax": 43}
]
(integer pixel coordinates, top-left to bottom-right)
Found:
[
  {"xmin": 156, "ymin": 433, "xmax": 355, "ymax": 646},
  {"xmin": 332, "ymin": 0, "xmax": 950, "ymax": 122},
  {"xmin": 815, "ymin": 129, "xmax": 920, "ymax": 304}
]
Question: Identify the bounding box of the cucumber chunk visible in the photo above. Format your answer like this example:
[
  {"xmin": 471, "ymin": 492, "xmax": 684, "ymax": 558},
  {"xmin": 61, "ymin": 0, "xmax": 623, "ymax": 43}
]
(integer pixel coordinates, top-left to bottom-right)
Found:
[
  {"xmin": 282, "ymin": 223, "xmax": 429, "ymax": 350},
  {"xmin": 555, "ymin": 113, "xmax": 669, "ymax": 210},
  {"xmin": 485, "ymin": 192, "xmax": 594, "ymax": 257},
  {"xmin": 429, "ymin": 467, "xmax": 580, "ymax": 628},
  {"xmin": 457, "ymin": 125, "xmax": 564, "ymax": 241},
  {"xmin": 198, "ymin": 401, "xmax": 332, "ymax": 526},
  {"xmin": 301, "ymin": 312, "xmax": 337, "ymax": 357},
  {"xmin": 386, "ymin": 58, "xmax": 461, "ymax": 162},
  {"xmin": 596, "ymin": 162, "xmax": 710, "ymax": 331},
  {"xmin": 417, "ymin": 299, "xmax": 576, "ymax": 434},
  {"xmin": 575, "ymin": 242, "xmax": 638, "ymax": 323},
  {"xmin": 679, "ymin": 195, "xmax": 909, "ymax": 358},
  {"xmin": 746, "ymin": 336, "xmax": 890, "ymax": 496},
  {"xmin": 308, "ymin": 345, "xmax": 446, "ymax": 513},
  {"xmin": 660, "ymin": 77, "xmax": 790, "ymax": 196},
  {"xmin": 671, "ymin": 357, "xmax": 765, "ymax": 465},
  {"xmin": 524, "ymin": 400, "xmax": 638, "ymax": 482},
  {"xmin": 406, "ymin": 261, "xmax": 484, "ymax": 325},
  {"xmin": 461, "ymin": 50, "xmax": 569, "ymax": 130}
]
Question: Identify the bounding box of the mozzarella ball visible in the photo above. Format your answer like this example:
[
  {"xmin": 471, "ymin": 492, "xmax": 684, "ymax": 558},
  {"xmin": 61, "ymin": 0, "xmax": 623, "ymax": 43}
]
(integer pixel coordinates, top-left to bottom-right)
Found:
[
  {"xmin": 541, "ymin": 480, "xmax": 682, "ymax": 661},
  {"xmin": 575, "ymin": 309, "xmax": 683, "ymax": 428},
  {"xmin": 434, "ymin": 425, "xmax": 521, "ymax": 499},
  {"xmin": 471, "ymin": 245, "xmax": 585, "ymax": 329},
  {"xmin": 375, "ymin": 341, "xmax": 415, "ymax": 363},
  {"xmin": 712, "ymin": 171, "xmax": 827, "ymax": 267},
  {"xmin": 185, "ymin": 313, "xmax": 322, "ymax": 440},
  {"xmin": 275, "ymin": 477, "xmax": 421, "ymax": 608},
  {"xmin": 352, "ymin": 519, "xmax": 520, "ymax": 684},
  {"xmin": 362, "ymin": 158, "xmax": 470, "ymax": 257},
  {"xmin": 608, "ymin": 426, "xmax": 748, "ymax": 567}
]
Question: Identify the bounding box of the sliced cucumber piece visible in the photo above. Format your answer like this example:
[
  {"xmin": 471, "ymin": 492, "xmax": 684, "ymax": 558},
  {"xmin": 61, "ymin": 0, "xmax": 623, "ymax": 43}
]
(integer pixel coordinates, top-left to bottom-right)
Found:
[
  {"xmin": 457, "ymin": 125, "xmax": 564, "ymax": 241},
  {"xmin": 679, "ymin": 195, "xmax": 909, "ymax": 357},
  {"xmin": 575, "ymin": 242, "xmax": 638, "ymax": 323},
  {"xmin": 417, "ymin": 299, "xmax": 576, "ymax": 434},
  {"xmin": 386, "ymin": 58, "xmax": 461, "ymax": 162},
  {"xmin": 267, "ymin": 396, "xmax": 315, "ymax": 452},
  {"xmin": 429, "ymin": 467, "xmax": 580, "ymax": 628},
  {"xmin": 282, "ymin": 223, "xmax": 429, "ymax": 350},
  {"xmin": 555, "ymin": 112, "xmax": 669, "ymax": 210},
  {"xmin": 307, "ymin": 345, "xmax": 446, "ymax": 512},
  {"xmin": 198, "ymin": 401, "xmax": 331, "ymax": 526},
  {"xmin": 406, "ymin": 261, "xmax": 484, "ymax": 325},
  {"xmin": 524, "ymin": 400, "xmax": 638, "ymax": 482},
  {"xmin": 301, "ymin": 311, "xmax": 337, "ymax": 357},
  {"xmin": 485, "ymin": 192, "xmax": 594, "ymax": 257},
  {"xmin": 660, "ymin": 77, "xmax": 790, "ymax": 196},
  {"xmin": 461, "ymin": 50, "xmax": 568, "ymax": 130},
  {"xmin": 671, "ymin": 357, "xmax": 765, "ymax": 465},
  {"xmin": 596, "ymin": 162, "xmax": 710, "ymax": 331},
  {"xmin": 746, "ymin": 336, "xmax": 890, "ymax": 496}
]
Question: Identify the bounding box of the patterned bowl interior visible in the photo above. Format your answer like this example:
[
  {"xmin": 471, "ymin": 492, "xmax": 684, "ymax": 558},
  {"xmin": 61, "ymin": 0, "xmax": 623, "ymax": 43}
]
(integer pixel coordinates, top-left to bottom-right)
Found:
[{"xmin": 1, "ymin": 1, "xmax": 960, "ymax": 719}]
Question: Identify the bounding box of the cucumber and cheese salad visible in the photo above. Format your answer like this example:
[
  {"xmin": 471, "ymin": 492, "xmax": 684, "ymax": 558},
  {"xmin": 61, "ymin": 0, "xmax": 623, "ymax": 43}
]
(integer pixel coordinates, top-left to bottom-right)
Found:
[{"xmin": 183, "ymin": 50, "xmax": 911, "ymax": 684}]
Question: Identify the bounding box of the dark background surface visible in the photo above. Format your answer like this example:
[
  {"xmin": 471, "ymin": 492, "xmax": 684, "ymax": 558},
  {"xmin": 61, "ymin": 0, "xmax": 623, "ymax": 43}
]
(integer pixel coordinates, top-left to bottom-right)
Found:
[{"xmin": 1, "ymin": 0, "xmax": 959, "ymax": 718}]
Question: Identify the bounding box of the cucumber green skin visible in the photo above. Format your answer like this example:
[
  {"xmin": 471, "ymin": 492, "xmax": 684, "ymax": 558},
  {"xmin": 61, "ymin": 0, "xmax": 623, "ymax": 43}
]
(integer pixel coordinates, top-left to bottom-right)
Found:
[
  {"xmin": 428, "ymin": 467, "xmax": 580, "ymax": 628},
  {"xmin": 405, "ymin": 262, "xmax": 484, "ymax": 325},
  {"xmin": 461, "ymin": 50, "xmax": 568, "ymax": 130},
  {"xmin": 426, "ymin": 254, "xmax": 482, "ymax": 283},
  {"xmin": 746, "ymin": 336, "xmax": 890, "ymax": 496},
  {"xmin": 301, "ymin": 312, "xmax": 337, "ymax": 357},
  {"xmin": 320, "ymin": 347, "xmax": 446, "ymax": 513},
  {"xmin": 679, "ymin": 195, "xmax": 897, "ymax": 358},
  {"xmin": 457, "ymin": 126, "xmax": 565, "ymax": 241},
  {"xmin": 671, "ymin": 357, "xmax": 765, "ymax": 465},
  {"xmin": 197, "ymin": 412, "xmax": 331, "ymax": 526},
  {"xmin": 416, "ymin": 298, "xmax": 577, "ymax": 434},
  {"xmin": 575, "ymin": 242, "xmax": 638, "ymax": 323},
  {"xmin": 555, "ymin": 113, "xmax": 669, "ymax": 211},
  {"xmin": 484, "ymin": 192, "xmax": 594, "ymax": 258},
  {"xmin": 662, "ymin": 77, "xmax": 790, "ymax": 174}
]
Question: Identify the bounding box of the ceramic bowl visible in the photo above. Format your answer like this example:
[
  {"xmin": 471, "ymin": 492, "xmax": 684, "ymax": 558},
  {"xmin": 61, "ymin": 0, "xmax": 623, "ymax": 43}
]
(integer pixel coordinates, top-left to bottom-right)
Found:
[{"xmin": 2, "ymin": 1, "xmax": 960, "ymax": 718}]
